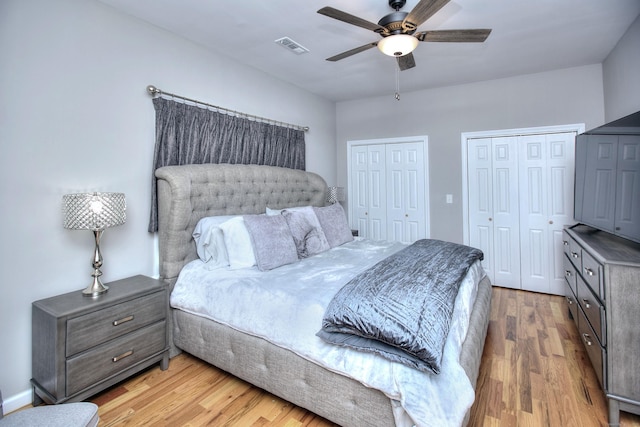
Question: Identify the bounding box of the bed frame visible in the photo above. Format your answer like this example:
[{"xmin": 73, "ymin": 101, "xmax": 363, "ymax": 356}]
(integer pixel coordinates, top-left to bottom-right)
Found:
[{"xmin": 155, "ymin": 163, "xmax": 492, "ymax": 426}]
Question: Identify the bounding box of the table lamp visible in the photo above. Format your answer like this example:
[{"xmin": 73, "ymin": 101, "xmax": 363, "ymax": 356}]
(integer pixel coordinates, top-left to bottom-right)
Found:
[{"xmin": 62, "ymin": 192, "xmax": 126, "ymax": 297}]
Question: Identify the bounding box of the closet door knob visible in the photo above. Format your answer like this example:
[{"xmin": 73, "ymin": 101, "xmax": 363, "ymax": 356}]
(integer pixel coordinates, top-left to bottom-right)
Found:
[
  {"xmin": 549, "ymin": 220, "xmax": 554, "ymax": 224},
  {"xmin": 488, "ymin": 217, "xmax": 493, "ymax": 222}
]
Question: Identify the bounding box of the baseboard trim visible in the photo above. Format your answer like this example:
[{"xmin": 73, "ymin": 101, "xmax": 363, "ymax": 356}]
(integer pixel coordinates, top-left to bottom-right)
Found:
[{"xmin": 2, "ymin": 389, "xmax": 32, "ymax": 415}]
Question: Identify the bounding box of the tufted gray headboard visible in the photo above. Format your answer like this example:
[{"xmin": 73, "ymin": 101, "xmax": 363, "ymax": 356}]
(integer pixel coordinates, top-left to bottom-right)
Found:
[{"xmin": 155, "ymin": 164, "xmax": 327, "ymax": 286}]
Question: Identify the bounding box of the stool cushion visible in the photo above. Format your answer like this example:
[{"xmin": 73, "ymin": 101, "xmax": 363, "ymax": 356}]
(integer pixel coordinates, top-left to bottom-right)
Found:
[{"xmin": 0, "ymin": 402, "xmax": 99, "ymax": 427}]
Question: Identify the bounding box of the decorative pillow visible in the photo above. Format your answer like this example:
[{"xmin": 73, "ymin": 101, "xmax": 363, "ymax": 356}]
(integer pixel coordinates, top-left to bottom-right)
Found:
[
  {"xmin": 313, "ymin": 203, "xmax": 354, "ymax": 248},
  {"xmin": 192, "ymin": 215, "xmax": 236, "ymax": 269},
  {"xmin": 266, "ymin": 205, "xmax": 307, "ymax": 216},
  {"xmin": 243, "ymin": 214, "xmax": 299, "ymax": 271},
  {"xmin": 219, "ymin": 216, "xmax": 256, "ymax": 269},
  {"xmin": 282, "ymin": 209, "xmax": 330, "ymax": 258}
]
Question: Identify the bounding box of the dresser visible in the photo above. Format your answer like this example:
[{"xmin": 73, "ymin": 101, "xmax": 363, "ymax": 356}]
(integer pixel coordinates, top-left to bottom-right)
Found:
[
  {"xmin": 31, "ymin": 275, "xmax": 169, "ymax": 405},
  {"xmin": 563, "ymin": 225, "xmax": 640, "ymax": 426}
]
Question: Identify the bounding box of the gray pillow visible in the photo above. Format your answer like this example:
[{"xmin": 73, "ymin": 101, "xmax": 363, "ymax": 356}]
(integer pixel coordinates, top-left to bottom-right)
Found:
[
  {"xmin": 282, "ymin": 209, "xmax": 330, "ymax": 258},
  {"xmin": 313, "ymin": 203, "xmax": 354, "ymax": 248},
  {"xmin": 243, "ymin": 214, "xmax": 298, "ymax": 271}
]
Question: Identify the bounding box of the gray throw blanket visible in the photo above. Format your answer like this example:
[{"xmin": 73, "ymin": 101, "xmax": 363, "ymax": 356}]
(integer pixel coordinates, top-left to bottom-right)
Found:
[{"xmin": 317, "ymin": 239, "xmax": 483, "ymax": 374}]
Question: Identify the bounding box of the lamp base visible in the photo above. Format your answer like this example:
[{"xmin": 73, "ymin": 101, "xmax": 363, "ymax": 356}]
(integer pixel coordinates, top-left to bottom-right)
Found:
[
  {"xmin": 82, "ymin": 271, "xmax": 109, "ymax": 297},
  {"xmin": 82, "ymin": 229, "xmax": 109, "ymax": 297}
]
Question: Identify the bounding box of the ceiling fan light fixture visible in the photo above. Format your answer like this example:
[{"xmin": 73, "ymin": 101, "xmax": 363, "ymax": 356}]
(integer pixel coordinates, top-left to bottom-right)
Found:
[{"xmin": 377, "ymin": 34, "xmax": 418, "ymax": 57}]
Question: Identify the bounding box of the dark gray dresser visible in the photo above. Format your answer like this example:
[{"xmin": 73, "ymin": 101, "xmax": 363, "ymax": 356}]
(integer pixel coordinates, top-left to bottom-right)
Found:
[
  {"xmin": 31, "ymin": 275, "xmax": 169, "ymax": 405},
  {"xmin": 563, "ymin": 224, "xmax": 640, "ymax": 426}
]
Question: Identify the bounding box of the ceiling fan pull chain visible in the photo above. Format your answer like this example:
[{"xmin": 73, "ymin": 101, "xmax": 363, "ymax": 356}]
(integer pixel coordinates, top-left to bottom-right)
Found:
[{"xmin": 395, "ymin": 59, "xmax": 401, "ymax": 100}]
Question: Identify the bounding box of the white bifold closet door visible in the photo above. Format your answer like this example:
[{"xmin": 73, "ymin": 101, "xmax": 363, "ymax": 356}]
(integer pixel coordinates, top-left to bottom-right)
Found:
[
  {"xmin": 350, "ymin": 141, "xmax": 427, "ymax": 244},
  {"xmin": 467, "ymin": 132, "xmax": 575, "ymax": 295}
]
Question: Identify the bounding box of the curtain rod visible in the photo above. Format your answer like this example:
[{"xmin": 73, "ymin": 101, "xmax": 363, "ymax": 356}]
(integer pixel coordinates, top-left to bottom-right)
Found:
[{"xmin": 146, "ymin": 85, "xmax": 309, "ymax": 132}]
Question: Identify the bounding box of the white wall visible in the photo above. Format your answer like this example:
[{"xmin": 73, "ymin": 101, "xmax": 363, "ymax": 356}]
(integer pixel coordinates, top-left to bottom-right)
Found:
[
  {"xmin": 0, "ymin": 0, "xmax": 336, "ymax": 406},
  {"xmin": 603, "ymin": 14, "xmax": 640, "ymax": 122},
  {"xmin": 336, "ymin": 64, "xmax": 605, "ymax": 243}
]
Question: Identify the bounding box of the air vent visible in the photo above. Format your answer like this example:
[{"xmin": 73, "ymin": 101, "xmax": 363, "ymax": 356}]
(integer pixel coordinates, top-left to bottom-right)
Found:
[{"xmin": 275, "ymin": 37, "xmax": 309, "ymax": 55}]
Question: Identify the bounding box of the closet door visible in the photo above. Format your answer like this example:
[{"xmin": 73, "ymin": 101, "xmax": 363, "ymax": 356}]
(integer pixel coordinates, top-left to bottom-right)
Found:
[
  {"xmin": 386, "ymin": 142, "xmax": 426, "ymax": 243},
  {"xmin": 467, "ymin": 138, "xmax": 495, "ymax": 283},
  {"xmin": 468, "ymin": 137, "xmax": 521, "ymax": 288},
  {"xmin": 349, "ymin": 139, "xmax": 428, "ymax": 243},
  {"xmin": 490, "ymin": 137, "xmax": 521, "ymax": 289},
  {"xmin": 519, "ymin": 133, "xmax": 575, "ymax": 294},
  {"xmin": 351, "ymin": 144, "xmax": 387, "ymax": 240}
]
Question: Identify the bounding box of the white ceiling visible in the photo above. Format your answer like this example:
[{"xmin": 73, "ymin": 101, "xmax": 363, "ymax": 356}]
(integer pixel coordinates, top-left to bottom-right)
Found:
[{"xmin": 98, "ymin": 0, "xmax": 640, "ymax": 102}]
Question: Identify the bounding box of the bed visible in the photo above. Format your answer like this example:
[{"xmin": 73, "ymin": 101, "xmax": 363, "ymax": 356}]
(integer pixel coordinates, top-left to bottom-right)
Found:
[{"xmin": 155, "ymin": 163, "xmax": 492, "ymax": 427}]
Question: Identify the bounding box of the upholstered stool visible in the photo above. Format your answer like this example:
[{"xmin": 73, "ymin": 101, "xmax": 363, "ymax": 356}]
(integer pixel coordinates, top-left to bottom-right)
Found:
[{"xmin": 0, "ymin": 390, "xmax": 99, "ymax": 427}]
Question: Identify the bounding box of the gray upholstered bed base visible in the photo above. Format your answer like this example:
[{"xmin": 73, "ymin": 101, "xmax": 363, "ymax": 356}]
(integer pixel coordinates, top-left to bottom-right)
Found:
[{"xmin": 155, "ymin": 164, "xmax": 492, "ymax": 426}]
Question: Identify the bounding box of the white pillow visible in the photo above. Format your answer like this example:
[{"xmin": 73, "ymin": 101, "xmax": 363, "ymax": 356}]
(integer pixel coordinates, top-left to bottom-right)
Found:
[
  {"xmin": 219, "ymin": 216, "xmax": 257, "ymax": 269},
  {"xmin": 193, "ymin": 215, "xmax": 236, "ymax": 269}
]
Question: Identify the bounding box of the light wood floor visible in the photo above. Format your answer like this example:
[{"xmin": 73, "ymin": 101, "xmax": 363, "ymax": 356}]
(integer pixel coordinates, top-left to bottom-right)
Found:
[{"xmin": 92, "ymin": 287, "xmax": 640, "ymax": 426}]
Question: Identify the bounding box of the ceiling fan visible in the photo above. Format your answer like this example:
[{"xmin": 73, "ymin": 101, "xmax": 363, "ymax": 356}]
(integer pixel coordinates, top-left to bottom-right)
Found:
[{"xmin": 318, "ymin": 0, "xmax": 491, "ymax": 71}]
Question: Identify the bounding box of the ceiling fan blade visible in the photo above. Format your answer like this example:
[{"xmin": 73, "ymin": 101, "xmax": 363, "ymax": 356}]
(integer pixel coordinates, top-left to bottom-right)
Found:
[
  {"xmin": 318, "ymin": 7, "xmax": 389, "ymax": 34},
  {"xmin": 397, "ymin": 53, "xmax": 416, "ymax": 71},
  {"xmin": 402, "ymin": 0, "xmax": 451, "ymax": 32},
  {"xmin": 326, "ymin": 42, "xmax": 378, "ymax": 62},
  {"xmin": 415, "ymin": 29, "xmax": 492, "ymax": 42}
]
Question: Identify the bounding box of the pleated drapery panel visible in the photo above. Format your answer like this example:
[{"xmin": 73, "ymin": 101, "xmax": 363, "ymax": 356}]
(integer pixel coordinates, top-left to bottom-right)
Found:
[{"xmin": 148, "ymin": 97, "xmax": 305, "ymax": 232}]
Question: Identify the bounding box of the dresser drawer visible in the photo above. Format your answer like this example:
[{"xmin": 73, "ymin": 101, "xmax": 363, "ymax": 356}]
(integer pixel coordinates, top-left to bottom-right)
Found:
[
  {"xmin": 563, "ymin": 231, "xmax": 582, "ymax": 271},
  {"xmin": 66, "ymin": 291, "xmax": 167, "ymax": 356},
  {"xmin": 577, "ymin": 308, "xmax": 606, "ymax": 390},
  {"xmin": 564, "ymin": 280, "xmax": 578, "ymax": 324},
  {"xmin": 563, "ymin": 255, "xmax": 577, "ymax": 296},
  {"xmin": 576, "ymin": 275, "xmax": 606, "ymax": 346},
  {"xmin": 66, "ymin": 320, "xmax": 166, "ymax": 396},
  {"xmin": 581, "ymin": 250, "xmax": 604, "ymax": 301}
]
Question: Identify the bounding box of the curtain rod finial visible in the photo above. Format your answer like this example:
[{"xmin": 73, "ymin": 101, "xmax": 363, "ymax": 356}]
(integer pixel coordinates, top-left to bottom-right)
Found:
[{"xmin": 147, "ymin": 85, "xmax": 160, "ymax": 96}]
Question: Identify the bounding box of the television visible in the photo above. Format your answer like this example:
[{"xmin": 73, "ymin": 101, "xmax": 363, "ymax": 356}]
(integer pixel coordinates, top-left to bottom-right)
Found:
[{"xmin": 574, "ymin": 110, "xmax": 640, "ymax": 243}]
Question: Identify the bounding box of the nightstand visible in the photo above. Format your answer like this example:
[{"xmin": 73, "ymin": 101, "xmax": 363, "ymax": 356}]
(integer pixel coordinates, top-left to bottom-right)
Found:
[{"xmin": 31, "ymin": 275, "xmax": 169, "ymax": 405}]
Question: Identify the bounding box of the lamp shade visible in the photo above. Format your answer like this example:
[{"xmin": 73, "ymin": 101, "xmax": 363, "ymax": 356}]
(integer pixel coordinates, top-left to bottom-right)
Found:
[
  {"xmin": 377, "ymin": 34, "xmax": 419, "ymax": 57},
  {"xmin": 63, "ymin": 192, "xmax": 126, "ymax": 231},
  {"xmin": 326, "ymin": 186, "xmax": 345, "ymax": 204}
]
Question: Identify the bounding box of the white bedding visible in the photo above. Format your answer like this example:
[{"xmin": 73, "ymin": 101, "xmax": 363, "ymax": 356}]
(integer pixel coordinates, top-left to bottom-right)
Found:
[{"xmin": 170, "ymin": 238, "xmax": 486, "ymax": 427}]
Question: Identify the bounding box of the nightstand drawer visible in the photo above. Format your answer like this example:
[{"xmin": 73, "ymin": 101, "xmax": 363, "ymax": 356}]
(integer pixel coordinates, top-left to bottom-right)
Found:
[
  {"xmin": 66, "ymin": 320, "xmax": 166, "ymax": 396},
  {"xmin": 66, "ymin": 291, "xmax": 166, "ymax": 356}
]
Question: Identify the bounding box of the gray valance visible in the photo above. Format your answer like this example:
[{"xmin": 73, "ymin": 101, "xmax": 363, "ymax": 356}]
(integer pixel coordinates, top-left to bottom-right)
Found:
[{"xmin": 148, "ymin": 97, "xmax": 306, "ymax": 232}]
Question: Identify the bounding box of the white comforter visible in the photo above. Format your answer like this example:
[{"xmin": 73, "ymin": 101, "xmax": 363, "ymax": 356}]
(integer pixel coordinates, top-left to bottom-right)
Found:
[{"xmin": 170, "ymin": 239, "xmax": 485, "ymax": 427}]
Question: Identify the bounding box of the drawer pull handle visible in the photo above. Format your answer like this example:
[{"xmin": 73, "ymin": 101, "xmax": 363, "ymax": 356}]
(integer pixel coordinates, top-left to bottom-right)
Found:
[
  {"xmin": 566, "ymin": 297, "xmax": 573, "ymax": 305},
  {"xmin": 565, "ymin": 270, "xmax": 572, "ymax": 277},
  {"xmin": 571, "ymin": 252, "xmax": 579, "ymax": 259},
  {"xmin": 113, "ymin": 315, "xmax": 134, "ymax": 326},
  {"xmin": 563, "ymin": 240, "xmax": 568, "ymax": 246},
  {"xmin": 582, "ymin": 333, "xmax": 593, "ymax": 346},
  {"xmin": 112, "ymin": 350, "xmax": 133, "ymax": 363},
  {"xmin": 581, "ymin": 298, "xmax": 591, "ymax": 309},
  {"xmin": 584, "ymin": 267, "xmax": 595, "ymax": 277}
]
